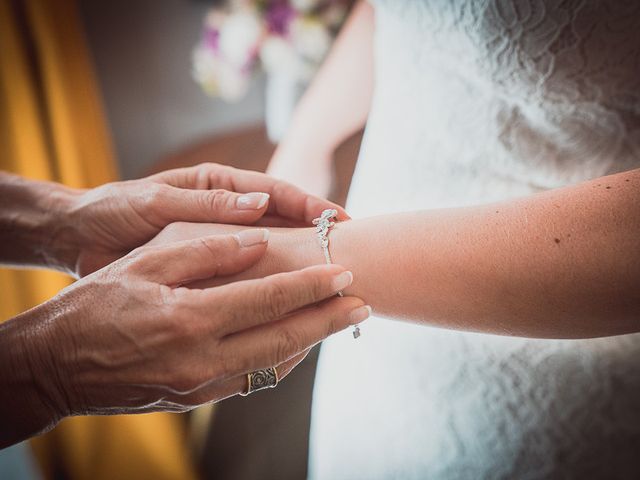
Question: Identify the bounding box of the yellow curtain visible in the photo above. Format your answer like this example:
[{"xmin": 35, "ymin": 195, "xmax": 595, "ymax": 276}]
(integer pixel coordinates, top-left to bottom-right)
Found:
[{"xmin": 0, "ymin": 1, "xmax": 198, "ymax": 478}]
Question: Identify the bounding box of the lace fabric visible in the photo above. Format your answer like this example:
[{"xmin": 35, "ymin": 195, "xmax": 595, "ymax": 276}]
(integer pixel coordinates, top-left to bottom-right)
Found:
[{"xmin": 309, "ymin": 1, "xmax": 640, "ymax": 478}]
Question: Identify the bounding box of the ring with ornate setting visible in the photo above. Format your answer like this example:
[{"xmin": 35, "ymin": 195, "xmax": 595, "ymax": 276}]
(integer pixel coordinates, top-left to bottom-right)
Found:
[{"xmin": 239, "ymin": 367, "xmax": 279, "ymax": 396}]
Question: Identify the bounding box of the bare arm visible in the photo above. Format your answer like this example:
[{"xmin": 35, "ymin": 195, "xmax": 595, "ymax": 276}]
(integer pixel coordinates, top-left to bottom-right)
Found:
[
  {"xmin": 0, "ymin": 172, "xmax": 77, "ymax": 271},
  {"xmin": 152, "ymin": 168, "xmax": 640, "ymax": 339},
  {"xmin": 267, "ymin": 0, "xmax": 374, "ymax": 197}
]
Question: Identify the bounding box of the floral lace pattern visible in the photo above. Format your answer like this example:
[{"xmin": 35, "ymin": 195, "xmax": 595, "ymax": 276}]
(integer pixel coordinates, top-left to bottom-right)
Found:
[{"xmin": 309, "ymin": 1, "xmax": 640, "ymax": 479}]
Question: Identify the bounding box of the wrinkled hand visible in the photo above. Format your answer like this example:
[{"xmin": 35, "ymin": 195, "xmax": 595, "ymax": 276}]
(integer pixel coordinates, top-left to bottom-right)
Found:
[
  {"xmin": 53, "ymin": 163, "xmax": 348, "ymax": 277},
  {"xmin": 147, "ymin": 222, "xmax": 327, "ymax": 291},
  {"xmin": 1, "ymin": 229, "xmax": 366, "ymax": 446}
]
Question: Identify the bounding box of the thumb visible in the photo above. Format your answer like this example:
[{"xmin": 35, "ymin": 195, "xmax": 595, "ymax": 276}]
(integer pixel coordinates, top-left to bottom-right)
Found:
[
  {"xmin": 154, "ymin": 185, "xmax": 270, "ymax": 225},
  {"xmin": 131, "ymin": 229, "xmax": 269, "ymax": 286}
]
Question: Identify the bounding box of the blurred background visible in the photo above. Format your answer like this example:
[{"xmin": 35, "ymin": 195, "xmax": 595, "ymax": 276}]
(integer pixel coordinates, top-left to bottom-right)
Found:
[
  {"xmin": 0, "ymin": 0, "xmax": 360, "ymax": 479},
  {"xmin": 83, "ymin": 0, "xmax": 266, "ymax": 180}
]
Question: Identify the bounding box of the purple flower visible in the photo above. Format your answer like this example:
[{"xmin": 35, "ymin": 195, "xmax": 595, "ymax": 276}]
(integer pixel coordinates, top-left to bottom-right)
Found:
[
  {"xmin": 204, "ymin": 28, "xmax": 220, "ymax": 51},
  {"xmin": 265, "ymin": 1, "xmax": 296, "ymax": 36}
]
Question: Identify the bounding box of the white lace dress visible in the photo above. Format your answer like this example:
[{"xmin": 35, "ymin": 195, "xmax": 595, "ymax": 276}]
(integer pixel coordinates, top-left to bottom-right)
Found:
[{"xmin": 309, "ymin": 1, "xmax": 640, "ymax": 478}]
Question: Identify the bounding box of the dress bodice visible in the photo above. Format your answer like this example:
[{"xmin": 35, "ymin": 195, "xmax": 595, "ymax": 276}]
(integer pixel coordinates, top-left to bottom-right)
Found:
[
  {"xmin": 350, "ymin": 0, "xmax": 640, "ymax": 216},
  {"xmin": 309, "ymin": 2, "xmax": 640, "ymax": 479}
]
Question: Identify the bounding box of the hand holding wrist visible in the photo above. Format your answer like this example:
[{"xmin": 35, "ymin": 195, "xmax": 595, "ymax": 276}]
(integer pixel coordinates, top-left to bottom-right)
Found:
[{"xmin": 147, "ymin": 222, "xmax": 325, "ymax": 287}]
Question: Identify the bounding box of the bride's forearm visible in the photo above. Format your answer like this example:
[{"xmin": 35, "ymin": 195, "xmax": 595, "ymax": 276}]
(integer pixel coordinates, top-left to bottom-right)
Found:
[
  {"xmin": 275, "ymin": 1, "xmax": 373, "ymax": 157},
  {"xmin": 324, "ymin": 169, "xmax": 640, "ymax": 338},
  {"xmin": 267, "ymin": 1, "xmax": 374, "ymax": 196},
  {"xmin": 150, "ymin": 169, "xmax": 640, "ymax": 338}
]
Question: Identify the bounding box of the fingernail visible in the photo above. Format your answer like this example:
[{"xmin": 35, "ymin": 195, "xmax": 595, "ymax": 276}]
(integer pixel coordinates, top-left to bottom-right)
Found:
[
  {"xmin": 349, "ymin": 305, "xmax": 372, "ymax": 325},
  {"xmin": 237, "ymin": 228, "xmax": 270, "ymax": 247},
  {"xmin": 332, "ymin": 271, "xmax": 353, "ymax": 292},
  {"xmin": 236, "ymin": 192, "xmax": 269, "ymax": 210}
]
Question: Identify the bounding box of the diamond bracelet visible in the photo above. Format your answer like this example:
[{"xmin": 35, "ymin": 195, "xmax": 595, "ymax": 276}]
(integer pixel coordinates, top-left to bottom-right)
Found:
[{"xmin": 312, "ymin": 209, "xmax": 360, "ymax": 339}]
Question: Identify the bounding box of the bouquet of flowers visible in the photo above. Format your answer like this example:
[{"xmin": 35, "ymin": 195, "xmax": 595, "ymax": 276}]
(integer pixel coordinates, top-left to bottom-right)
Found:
[{"xmin": 192, "ymin": 0, "xmax": 353, "ymax": 102}]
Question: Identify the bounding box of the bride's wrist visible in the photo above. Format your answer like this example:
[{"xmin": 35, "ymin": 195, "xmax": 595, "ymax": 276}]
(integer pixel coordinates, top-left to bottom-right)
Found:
[{"xmin": 273, "ymin": 220, "xmax": 353, "ymax": 280}]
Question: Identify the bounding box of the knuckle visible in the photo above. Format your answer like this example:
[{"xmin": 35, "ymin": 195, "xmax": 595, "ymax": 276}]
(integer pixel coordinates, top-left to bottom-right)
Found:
[
  {"xmin": 323, "ymin": 312, "xmax": 342, "ymax": 338},
  {"xmin": 195, "ymin": 162, "xmax": 220, "ymax": 175},
  {"xmin": 166, "ymin": 307, "xmax": 208, "ymax": 343},
  {"xmin": 319, "ymin": 298, "xmax": 355, "ymax": 337},
  {"xmin": 158, "ymin": 295, "xmax": 196, "ymax": 331},
  {"xmin": 134, "ymin": 183, "xmax": 170, "ymax": 220},
  {"xmin": 192, "ymin": 163, "xmax": 215, "ymax": 188},
  {"xmin": 204, "ymin": 164, "xmax": 233, "ymax": 189},
  {"xmin": 160, "ymin": 221, "xmax": 184, "ymax": 237},
  {"xmin": 145, "ymin": 183, "xmax": 168, "ymax": 206},
  {"xmin": 305, "ymin": 271, "xmax": 327, "ymax": 301},
  {"xmin": 201, "ymin": 189, "xmax": 229, "ymax": 213},
  {"xmin": 195, "ymin": 236, "xmax": 222, "ymax": 260},
  {"xmin": 125, "ymin": 245, "xmax": 154, "ymax": 270},
  {"xmin": 261, "ymin": 281, "xmax": 290, "ymax": 319}
]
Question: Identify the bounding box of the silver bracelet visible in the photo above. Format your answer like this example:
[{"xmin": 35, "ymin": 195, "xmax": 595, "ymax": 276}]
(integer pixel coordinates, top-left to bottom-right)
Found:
[{"xmin": 312, "ymin": 209, "xmax": 361, "ymax": 339}]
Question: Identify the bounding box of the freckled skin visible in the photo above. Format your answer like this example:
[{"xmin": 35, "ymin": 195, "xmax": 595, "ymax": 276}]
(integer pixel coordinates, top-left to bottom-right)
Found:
[{"xmin": 159, "ymin": 168, "xmax": 640, "ymax": 341}]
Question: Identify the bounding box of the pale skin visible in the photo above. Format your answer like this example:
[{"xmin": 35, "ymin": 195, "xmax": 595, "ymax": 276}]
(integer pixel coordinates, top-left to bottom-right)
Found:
[
  {"xmin": 149, "ymin": 0, "xmax": 640, "ymax": 338},
  {"xmin": 149, "ymin": 167, "xmax": 640, "ymax": 339},
  {"xmin": 267, "ymin": 0, "xmax": 374, "ymax": 197},
  {"xmin": 0, "ymin": 165, "xmax": 369, "ymax": 448}
]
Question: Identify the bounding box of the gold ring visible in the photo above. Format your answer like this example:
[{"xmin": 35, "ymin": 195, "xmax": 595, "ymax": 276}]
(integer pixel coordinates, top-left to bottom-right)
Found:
[{"xmin": 240, "ymin": 367, "xmax": 279, "ymax": 396}]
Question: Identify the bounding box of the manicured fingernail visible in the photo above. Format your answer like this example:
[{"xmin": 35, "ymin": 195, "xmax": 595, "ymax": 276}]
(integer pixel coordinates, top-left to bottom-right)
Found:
[
  {"xmin": 332, "ymin": 271, "xmax": 353, "ymax": 292},
  {"xmin": 237, "ymin": 228, "xmax": 270, "ymax": 247},
  {"xmin": 236, "ymin": 192, "xmax": 269, "ymax": 210},
  {"xmin": 349, "ymin": 305, "xmax": 372, "ymax": 325}
]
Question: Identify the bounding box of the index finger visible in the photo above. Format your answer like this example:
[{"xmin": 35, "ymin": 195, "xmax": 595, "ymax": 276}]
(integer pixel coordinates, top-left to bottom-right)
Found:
[
  {"xmin": 151, "ymin": 163, "xmax": 350, "ymax": 225},
  {"xmin": 190, "ymin": 264, "xmax": 354, "ymax": 336}
]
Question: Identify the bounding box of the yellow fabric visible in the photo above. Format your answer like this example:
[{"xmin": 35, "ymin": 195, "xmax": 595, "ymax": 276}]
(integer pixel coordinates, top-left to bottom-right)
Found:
[{"xmin": 0, "ymin": 1, "xmax": 198, "ymax": 478}]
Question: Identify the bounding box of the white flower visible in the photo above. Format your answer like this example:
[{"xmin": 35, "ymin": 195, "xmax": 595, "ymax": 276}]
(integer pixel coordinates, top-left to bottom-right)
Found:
[
  {"xmin": 219, "ymin": 10, "xmax": 262, "ymax": 67},
  {"xmin": 290, "ymin": 17, "xmax": 331, "ymax": 63},
  {"xmin": 215, "ymin": 61, "xmax": 251, "ymax": 101},
  {"xmin": 260, "ymin": 36, "xmax": 302, "ymax": 77},
  {"xmin": 192, "ymin": 46, "xmax": 216, "ymax": 85},
  {"xmin": 192, "ymin": 45, "xmax": 250, "ymax": 102}
]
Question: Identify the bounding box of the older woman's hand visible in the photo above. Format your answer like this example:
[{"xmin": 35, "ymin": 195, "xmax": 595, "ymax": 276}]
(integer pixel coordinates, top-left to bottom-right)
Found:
[
  {"xmin": 0, "ymin": 229, "xmax": 367, "ymax": 448},
  {"xmin": 34, "ymin": 163, "xmax": 348, "ymax": 277}
]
